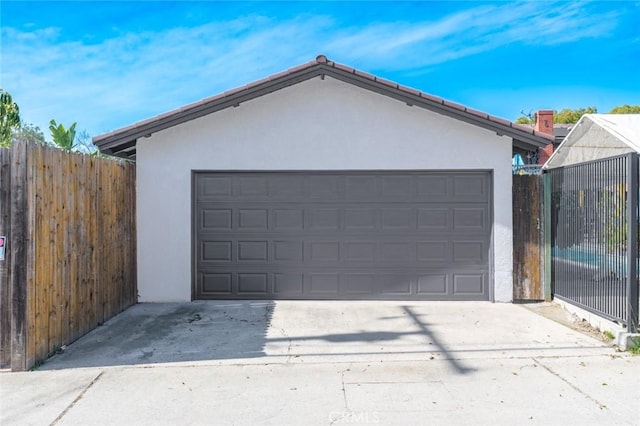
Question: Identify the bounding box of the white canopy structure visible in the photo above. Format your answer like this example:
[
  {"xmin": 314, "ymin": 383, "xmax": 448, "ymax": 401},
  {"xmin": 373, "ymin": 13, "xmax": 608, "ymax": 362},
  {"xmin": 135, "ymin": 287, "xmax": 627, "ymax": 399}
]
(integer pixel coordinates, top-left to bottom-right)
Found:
[{"xmin": 543, "ymin": 114, "xmax": 640, "ymax": 169}]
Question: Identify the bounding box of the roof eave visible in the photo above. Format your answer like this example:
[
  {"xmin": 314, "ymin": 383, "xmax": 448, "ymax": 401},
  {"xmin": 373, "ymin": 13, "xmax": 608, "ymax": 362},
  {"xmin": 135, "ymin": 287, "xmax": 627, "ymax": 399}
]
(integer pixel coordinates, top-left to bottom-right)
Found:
[{"xmin": 94, "ymin": 58, "xmax": 552, "ymax": 155}]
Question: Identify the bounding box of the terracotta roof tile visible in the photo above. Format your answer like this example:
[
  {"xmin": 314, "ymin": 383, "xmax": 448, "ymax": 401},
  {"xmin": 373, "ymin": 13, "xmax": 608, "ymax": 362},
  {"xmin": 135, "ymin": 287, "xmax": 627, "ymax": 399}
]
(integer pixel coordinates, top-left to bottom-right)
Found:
[
  {"xmin": 331, "ymin": 62, "xmax": 355, "ymax": 73},
  {"xmin": 465, "ymin": 107, "xmax": 489, "ymax": 120},
  {"xmin": 353, "ymin": 70, "xmax": 377, "ymax": 81},
  {"xmin": 287, "ymin": 61, "xmax": 317, "ymax": 73},
  {"xmin": 441, "ymin": 100, "xmax": 466, "ymax": 112},
  {"xmin": 491, "ymin": 116, "xmax": 514, "ymax": 128},
  {"xmin": 245, "ymin": 76, "xmax": 272, "ymax": 89},
  {"xmin": 397, "ymin": 85, "xmax": 421, "ymax": 97},
  {"xmin": 267, "ymin": 69, "xmax": 291, "ymax": 81},
  {"xmin": 373, "ymin": 77, "xmax": 399, "ymax": 89},
  {"xmin": 418, "ymin": 92, "xmax": 445, "ymax": 104}
]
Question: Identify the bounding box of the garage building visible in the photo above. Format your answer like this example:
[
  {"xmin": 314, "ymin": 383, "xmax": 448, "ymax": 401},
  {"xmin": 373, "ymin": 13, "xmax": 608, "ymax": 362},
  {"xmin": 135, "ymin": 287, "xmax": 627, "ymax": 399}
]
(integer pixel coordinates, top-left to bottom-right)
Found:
[{"xmin": 94, "ymin": 55, "xmax": 551, "ymax": 302}]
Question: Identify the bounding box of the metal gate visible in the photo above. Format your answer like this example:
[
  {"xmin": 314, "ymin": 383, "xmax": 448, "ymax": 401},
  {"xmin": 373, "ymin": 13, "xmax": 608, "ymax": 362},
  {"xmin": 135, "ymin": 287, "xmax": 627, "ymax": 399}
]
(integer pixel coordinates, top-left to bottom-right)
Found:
[
  {"xmin": 193, "ymin": 171, "xmax": 492, "ymax": 300},
  {"xmin": 549, "ymin": 153, "xmax": 639, "ymax": 331}
]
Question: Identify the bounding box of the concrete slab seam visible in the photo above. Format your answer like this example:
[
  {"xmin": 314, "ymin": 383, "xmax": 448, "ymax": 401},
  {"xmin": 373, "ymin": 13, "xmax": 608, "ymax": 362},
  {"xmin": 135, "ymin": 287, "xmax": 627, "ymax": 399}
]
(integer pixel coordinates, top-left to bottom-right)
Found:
[
  {"xmin": 50, "ymin": 371, "xmax": 104, "ymax": 425},
  {"xmin": 532, "ymin": 358, "xmax": 608, "ymax": 411}
]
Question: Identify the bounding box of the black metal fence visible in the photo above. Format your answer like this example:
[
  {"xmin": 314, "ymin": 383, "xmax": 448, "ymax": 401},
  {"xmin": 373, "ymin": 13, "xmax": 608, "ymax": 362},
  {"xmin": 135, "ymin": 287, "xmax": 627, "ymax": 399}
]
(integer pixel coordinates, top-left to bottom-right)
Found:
[{"xmin": 549, "ymin": 153, "xmax": 639, "ymax": 331}]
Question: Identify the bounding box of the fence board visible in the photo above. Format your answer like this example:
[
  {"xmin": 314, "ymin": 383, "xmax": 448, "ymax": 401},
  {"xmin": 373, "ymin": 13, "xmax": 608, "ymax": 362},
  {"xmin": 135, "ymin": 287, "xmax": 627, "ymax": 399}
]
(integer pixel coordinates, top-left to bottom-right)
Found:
[
  {"xmin": 9, "ymin": 140, "xmax": 29, "ymax": 371},
  {"xmin": 0, "ymin": 141, "xmax": 136, "ymax": 370},
  {"xmin": 513, "ymin": 174, "xmax": 544, "ymax": 301},
  {"xmin": 0, "ymin": 148, "xmax": 11, "ymax": 368}
]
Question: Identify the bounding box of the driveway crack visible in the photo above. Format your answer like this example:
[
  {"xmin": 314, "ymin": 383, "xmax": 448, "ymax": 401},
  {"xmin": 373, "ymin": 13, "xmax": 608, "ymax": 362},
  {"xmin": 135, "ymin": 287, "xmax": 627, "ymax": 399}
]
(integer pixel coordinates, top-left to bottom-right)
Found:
[
  {"xmin": 280, "ymin": 328, "xmax": 292, "ymax": 363},
  {"xmin": 533, "ymin": 358, "xmax": 608, "ymax": 410},
  {"xmin": 50, "ymin": 371, "xmax": 104, "ymax": 425},
  {"xmin": 340, "ymin": 368, "xmax": 350, "ymax": 411}
]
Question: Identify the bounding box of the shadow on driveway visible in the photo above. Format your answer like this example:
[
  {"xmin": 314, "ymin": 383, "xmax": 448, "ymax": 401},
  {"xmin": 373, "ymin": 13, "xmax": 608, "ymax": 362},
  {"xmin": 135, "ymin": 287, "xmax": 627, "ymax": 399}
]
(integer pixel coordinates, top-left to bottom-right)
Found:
[
  {"xmin": 39, "ymin": 301, "xmax": 473, "ymax": 374},
  {"xmin": 39, "ymin": 301, "xmax": 608, "ymax": 373},
  {"xmin": 40, "ymin": 301, "xmax": 275, "ymax": 370}
]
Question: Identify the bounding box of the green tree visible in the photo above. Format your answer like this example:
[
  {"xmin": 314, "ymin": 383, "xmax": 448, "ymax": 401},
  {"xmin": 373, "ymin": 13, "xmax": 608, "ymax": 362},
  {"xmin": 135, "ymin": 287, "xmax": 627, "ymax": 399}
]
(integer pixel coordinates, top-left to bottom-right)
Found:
[
  {"xmin": 49, "ymin": 119, "xmax": 77, "ymax": 150},
  {"xmin": 12, "ymin": 122, "xmax": 46, "ymax": 145},
  {"xmin": 515, "ymin": 116, "xmax": 533, "ymax": 124},
  {"xmin": 609, "ymin": 104, "xmax": 640, "ymax": 114},
  {"xmin": 554, "ymin": 107, "xmax": 597, "ymax": 124},
  {"xmin": 514, "ymin": 108, "xmax": 599, "ymax": 125},
  {"xmin": 515, "ymin": 110, "xmax": 535, "ymax": 124},
  {"xmin": 0, "ymin": 89, "xmax": 21, "ymax": 147},
  {"xmin": 516, "ymin": 104, "xmax": 639, "ymax": 125}
]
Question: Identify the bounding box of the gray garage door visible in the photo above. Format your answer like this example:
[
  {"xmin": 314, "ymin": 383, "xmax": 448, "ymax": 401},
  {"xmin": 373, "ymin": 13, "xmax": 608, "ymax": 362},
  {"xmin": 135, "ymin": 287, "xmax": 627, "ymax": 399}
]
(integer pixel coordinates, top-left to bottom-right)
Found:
[{"xmin": 193, "ymin": 171, "xmax": 491, "ymax": 300}]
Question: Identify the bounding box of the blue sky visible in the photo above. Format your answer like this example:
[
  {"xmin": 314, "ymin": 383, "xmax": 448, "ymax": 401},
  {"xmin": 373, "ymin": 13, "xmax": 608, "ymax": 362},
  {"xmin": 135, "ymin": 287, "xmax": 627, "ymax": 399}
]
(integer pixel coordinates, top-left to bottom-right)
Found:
[{"xmin": 2, "ymin": 1, "xmax": 639, "ymax": 140}]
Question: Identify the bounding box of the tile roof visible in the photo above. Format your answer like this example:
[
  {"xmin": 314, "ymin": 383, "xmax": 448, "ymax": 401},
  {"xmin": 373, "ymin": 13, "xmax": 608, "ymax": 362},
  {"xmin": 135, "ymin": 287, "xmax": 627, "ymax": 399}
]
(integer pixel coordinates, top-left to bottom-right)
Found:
[{"xmin": 94, "ymin": 55, "xmax": 553, "ymax": 159}]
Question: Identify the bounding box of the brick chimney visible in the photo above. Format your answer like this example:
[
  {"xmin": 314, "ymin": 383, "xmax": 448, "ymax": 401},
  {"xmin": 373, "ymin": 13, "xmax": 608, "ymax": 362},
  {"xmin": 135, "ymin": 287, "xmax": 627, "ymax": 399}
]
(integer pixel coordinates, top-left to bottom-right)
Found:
[{"xmin": 535, "ymin": 110, "xmax": 554, "ymax": 164}]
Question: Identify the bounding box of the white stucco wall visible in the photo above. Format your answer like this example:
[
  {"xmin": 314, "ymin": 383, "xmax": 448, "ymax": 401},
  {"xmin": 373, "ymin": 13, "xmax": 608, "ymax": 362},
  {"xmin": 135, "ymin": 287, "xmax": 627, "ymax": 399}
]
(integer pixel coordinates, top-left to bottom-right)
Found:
[{"xmin": 136, "ymin": 76, "xmax": 513, "ymax": 302}]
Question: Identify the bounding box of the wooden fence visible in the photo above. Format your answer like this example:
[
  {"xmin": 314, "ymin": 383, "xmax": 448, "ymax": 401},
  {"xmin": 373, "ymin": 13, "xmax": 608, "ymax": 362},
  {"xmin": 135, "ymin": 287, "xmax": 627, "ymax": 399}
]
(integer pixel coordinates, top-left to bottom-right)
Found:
[
  {"xmin": 512, "ymin": 174, "xmax": 546, "ymax": 301},
  {"xmin": 0, "ymin": 140, "xmax": 136, "ymax": 371}
]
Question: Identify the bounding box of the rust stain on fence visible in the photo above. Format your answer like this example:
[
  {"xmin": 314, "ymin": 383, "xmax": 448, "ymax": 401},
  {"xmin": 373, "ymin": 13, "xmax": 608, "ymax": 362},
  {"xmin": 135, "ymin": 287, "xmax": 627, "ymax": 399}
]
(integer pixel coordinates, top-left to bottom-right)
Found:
[{"xmin": 0, "ymin": 141, "xmax": 136, "ymax": 370}]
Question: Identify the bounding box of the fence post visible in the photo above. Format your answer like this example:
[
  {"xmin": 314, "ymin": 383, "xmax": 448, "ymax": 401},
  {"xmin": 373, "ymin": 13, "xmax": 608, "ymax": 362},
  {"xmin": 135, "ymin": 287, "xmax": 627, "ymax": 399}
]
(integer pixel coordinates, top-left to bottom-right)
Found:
[
  {"xmin": 543, "ymin": 172, "xmax": 552, "ymax": 301},
  {"xmin": 0, "ymin": 148, "xmax": 12, "ymax": 368},
  {"xmin": 626, "ymin": 153, "xmax": 639, "ymax": 333},
  {"xmin": 9, "ymin": 140, "xmax": 29, "ymax": 371}
]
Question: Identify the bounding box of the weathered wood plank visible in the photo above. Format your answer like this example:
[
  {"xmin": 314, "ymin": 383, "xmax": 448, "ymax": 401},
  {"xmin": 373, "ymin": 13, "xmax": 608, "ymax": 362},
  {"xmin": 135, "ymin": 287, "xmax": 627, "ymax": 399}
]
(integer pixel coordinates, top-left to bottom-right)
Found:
[
  {"xmin": 9, "ymin": 141, "xmax": 28, "ymax": 371},
  {"xmin": 0, "ymin": 148, "xmax": 12, "ymax": 368},
  {"xmin": 4, "ymin": 141, "xmax": 136, "ymax": 371},
  {"xmin": 513, "ymin": 174, "xmax": 544, "ymax": 301},
  {"xmin": 25, "ymin": 143, "xmax": 38, "ymax": 368}
]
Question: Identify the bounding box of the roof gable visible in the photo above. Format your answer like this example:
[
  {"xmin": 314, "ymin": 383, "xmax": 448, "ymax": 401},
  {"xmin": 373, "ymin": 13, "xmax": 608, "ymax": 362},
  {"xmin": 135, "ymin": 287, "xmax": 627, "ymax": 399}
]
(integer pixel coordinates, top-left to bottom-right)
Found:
[
  {"xmin": 94, "ymin": 55, "xmax": 552, "ymax": 159},
  {"xmin": 544, "ymin": 114, "xmax": 640, "ymax": 169}
]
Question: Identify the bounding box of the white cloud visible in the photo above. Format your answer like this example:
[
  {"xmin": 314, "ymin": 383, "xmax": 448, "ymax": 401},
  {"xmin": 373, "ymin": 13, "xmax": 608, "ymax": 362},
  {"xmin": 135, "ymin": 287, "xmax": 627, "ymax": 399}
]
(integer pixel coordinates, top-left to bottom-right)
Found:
[
  {"xmin": 324, "ymin": 2, "xmax": 618, "ymax": 70},
  {"xmin": 0, "ymin": 2, "xmax": 620, "ymax": 137}
]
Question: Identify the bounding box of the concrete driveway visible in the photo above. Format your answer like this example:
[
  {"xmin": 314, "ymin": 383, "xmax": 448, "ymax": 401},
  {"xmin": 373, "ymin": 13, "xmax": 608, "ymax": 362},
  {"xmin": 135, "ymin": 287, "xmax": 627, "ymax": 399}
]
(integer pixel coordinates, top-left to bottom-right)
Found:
[{"xmin": 1, "ymin": 301, "xmax": 638, "ymax": 425}]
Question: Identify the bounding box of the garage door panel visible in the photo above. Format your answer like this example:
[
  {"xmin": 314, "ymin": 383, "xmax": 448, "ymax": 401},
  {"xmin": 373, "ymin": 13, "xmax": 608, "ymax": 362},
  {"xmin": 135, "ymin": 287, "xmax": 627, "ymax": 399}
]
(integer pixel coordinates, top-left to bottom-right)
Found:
[
  {"xmin": 417, "ymin": 208, "xmax": 450, "ymax": 230},
  {"xmin": 196, "ymin": 269, "xmax": 490, "ymax": 300},
  {"xmin": 194, "ymin": 171, "xmax": 491, "ymax": 300},
  {"xmin": 345, "ymin": 176, "xmax": 378, "ymax": 199},
  {"xmin": 309, "ymin": 208, "xmax": 341, "ymax": 230},
  {"xmin": 201, "ymin": 209, "xmax": 233, "ymax": 230},
  {"xmin": 453, "ymin": 241, "xmax": 488, "ymax": 264},
  {"xmin": 309, "ymin": 274, "xmax": 340, "ymax": 294},
  {"xmin": 308, "ymin": 175, "xmax": 343, "ymax": 199},
  {"xmin": 273, "ymin": 241, "xmax": 304, "ymax": 262},
  {"xmin": 453, "ymin": 174, "xmax": 489, "ymax": 202},
  {"xmin": 381, "ymin": 242, "xmax": 415, "ymax": 261},
  {"xmin": 308, "ymin": 241, "xmax": 340, "ymax": 262},
  {"xmin": 236, "ymin": 176, "xmax": 268, "ymax": 197},
  {"xmin": 238, "ymin": 209, "xmax": 268, "ymax": 230},
  {"xmin": 453, "ymin": 207, "xmax": 488, "ymax": 231},
  {"xmin": 237, "ymin": 273, "xmax": 269, "ymax": 294},
  {"xmin": 201, "ymin": 273, "xmax": 233, "ymax": 295},
  {"xmin": 344, "ymin": 208, "xmax": 377, "ymax": 230},
  {"xmin": 417, "ymin": 274, "xmax": 448, "ymax": 296},
  {"xmin": 417, "ymin": 241, "xmax": 449, "ymax": 262},
  {"xmin": 201, "ymin": 241, "xmax": 233, "ymax": 262},
  {"xmin": 274, "ymin": 273, "xmax": 304, "ymax": 295},
  {"xmin": 381, "ymin": 208, "xmax": 415, "ymax": 229},
  {"xmin": 379, "ymin": 274, "xmax": 412, "ymax": 295},
  {"xmin": 269, "ymin": 175, "xmax": 305, "ymax": 197},
  {"xmin": 198, "ymin": 176, "xmax": 233, "ymax": 198},
  {"xmin": 381, "ymin": 175, "xmax": 416, "ymax": 198},
  {"xmin": 453, "ymin": 274, "xmax": 486, "ymax": 295},
  {"xmin": 237, "ymin": 241, "xmax": 268, "ymax": 261},
  {"xmin": 417, "ymin": 175, "xmax": 449, "ymax": 200},
  {"xmin": 272, "ymin": 209, "xmax": 304, "ymax": 230},
  {"xmin": 344, "ymin": 241, "xmax": 377, "ymax": 262},
  {"xmin": 342, "ymin": 274, "xmax": 377, "ymax": 294}
]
